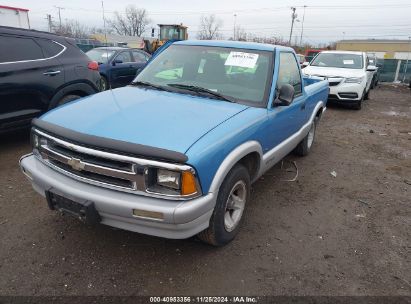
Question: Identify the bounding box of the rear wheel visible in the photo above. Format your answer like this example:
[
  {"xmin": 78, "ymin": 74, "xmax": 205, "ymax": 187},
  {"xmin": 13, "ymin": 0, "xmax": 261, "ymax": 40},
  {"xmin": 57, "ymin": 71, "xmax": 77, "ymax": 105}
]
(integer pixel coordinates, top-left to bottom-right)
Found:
[
  {"xmin": 294, "ymin": 117, "xmax": 318, "ymax": 156},
  {"xmin": 197, "ymin": 164, "xmax": 250, "ymax": 246},
  {"xmin": 100, "ymin": 76, "xmax": 108, "ymax": 91}
]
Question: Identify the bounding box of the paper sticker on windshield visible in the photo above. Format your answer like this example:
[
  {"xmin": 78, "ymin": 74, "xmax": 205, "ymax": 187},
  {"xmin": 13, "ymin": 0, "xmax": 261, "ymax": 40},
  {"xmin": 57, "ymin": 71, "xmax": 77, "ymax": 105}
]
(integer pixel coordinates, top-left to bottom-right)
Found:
[
  {"xmin": 343, "ymin": 59, "xmax": 354, "ymax": 65},
  {"xmin": 225, "ymin": 52, "xmax": 259, "ymax": 68}
]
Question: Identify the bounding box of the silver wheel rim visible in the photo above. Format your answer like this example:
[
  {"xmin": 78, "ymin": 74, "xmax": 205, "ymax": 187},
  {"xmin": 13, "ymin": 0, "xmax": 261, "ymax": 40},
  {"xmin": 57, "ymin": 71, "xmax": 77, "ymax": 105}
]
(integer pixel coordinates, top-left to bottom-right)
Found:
[
  {"xmin": 224, "ymin": 180, "xmax": 247, "ymax": 232},
  {"xmin": 100, "ymin": 78, "xmax": 107, "ymax": 91},
  {"xmin": 307, "ymin": 121, "xmax": 315, "ymax": 148}
]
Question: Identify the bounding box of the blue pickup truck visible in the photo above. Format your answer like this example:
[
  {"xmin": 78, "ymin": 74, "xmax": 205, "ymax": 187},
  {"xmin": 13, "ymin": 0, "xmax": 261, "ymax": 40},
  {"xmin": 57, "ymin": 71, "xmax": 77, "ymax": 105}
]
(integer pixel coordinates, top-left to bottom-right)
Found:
[{"xmin": 20, "ymin": 40, "xmax": 329, "ymax": 246}]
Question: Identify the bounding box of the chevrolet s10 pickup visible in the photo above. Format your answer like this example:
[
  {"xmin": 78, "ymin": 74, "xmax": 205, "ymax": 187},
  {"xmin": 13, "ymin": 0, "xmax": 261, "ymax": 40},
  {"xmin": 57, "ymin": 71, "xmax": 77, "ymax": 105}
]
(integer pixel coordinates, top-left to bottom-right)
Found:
[{"xmin": 20, "ymin": 40, "xmax": 329, "ymax": 246}]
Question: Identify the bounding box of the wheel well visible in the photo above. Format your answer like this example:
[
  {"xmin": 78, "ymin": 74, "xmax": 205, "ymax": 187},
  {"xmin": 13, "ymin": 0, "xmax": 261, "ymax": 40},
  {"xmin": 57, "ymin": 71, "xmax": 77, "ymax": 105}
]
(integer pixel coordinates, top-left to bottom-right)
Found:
[
  {"xmin": 62, "ymin": 90, "xmax": 88, "ymax": 98},
  {"xmin": 316, "ymin": 107, "xmax": 323, "ymax": 119},
  {"xmin": 237, "ymin": 152, "xmax": 260, "ymax": 181}
]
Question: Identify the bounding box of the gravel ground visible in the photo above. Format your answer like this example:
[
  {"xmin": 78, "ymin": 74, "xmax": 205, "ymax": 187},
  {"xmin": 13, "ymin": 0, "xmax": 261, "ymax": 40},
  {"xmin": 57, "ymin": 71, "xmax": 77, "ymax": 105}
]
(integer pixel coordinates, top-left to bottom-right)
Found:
[{"xmin": 0, "ymin": 84, "xmax": 410, "ymax": 296}]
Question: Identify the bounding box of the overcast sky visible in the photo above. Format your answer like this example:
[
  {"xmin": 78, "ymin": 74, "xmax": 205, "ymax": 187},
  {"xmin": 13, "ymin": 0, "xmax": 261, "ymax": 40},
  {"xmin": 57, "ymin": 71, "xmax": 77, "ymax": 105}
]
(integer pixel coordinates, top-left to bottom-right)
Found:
[{"xmin": 3, "ymin": 0, "xmax": 411, "ymax": 44}]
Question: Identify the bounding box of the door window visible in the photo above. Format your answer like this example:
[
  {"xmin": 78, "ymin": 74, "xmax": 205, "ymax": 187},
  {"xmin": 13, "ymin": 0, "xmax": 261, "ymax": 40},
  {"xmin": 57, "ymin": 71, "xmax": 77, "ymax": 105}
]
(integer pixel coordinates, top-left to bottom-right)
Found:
[
  {"xmin": 0, "ymin": 35, "xmax": 44, "ymax": 63},
  {"xmin": 277, "ymin": 52, "xmax": 302, "ymax": 95},
  {"xmin": 115, "ymin": 51, "xmax": 132, "ymax": 63},
  {"xmin": 36, "ymin": 39, "xmax": 64, "ymax": 57},
  {"xmin": 132, "ymin": 51, "xmax": 148, "ymax": 63}
]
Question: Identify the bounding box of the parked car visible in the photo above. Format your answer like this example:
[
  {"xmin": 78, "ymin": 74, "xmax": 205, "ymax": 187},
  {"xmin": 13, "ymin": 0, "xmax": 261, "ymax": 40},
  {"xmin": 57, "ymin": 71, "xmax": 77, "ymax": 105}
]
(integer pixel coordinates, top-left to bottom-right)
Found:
[
  {"xmin": 304, "ymin": 49, "xmax": 324, "ymax": 63},
  {"xmin": 367, "ymin": 53, "xmax": 380, "ymax": 88},
  {"xmin": 20, "ymin": 40, "xmax": 329, "ymax": 246},
  {"xmin": 86, "ymin": 47, "xmax": 150, "ymax": 90},
  {"xmin": 0, "ymin": 26, "xmax": 101, "ymax": 133},
  {"xmin": 302, "ymin": 50, "xmax": 376, "ymax": 110},
  {"xmin": 296, "ymin": 54, "xmax": 306, "ymax": 67}
]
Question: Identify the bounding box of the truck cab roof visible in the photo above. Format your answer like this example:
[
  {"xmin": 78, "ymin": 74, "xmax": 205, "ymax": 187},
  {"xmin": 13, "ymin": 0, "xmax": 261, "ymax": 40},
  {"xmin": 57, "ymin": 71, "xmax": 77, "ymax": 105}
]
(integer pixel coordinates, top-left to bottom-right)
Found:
[{"xmin": 174, "ymin": 40, "xmax": 294, "ymax": 52}]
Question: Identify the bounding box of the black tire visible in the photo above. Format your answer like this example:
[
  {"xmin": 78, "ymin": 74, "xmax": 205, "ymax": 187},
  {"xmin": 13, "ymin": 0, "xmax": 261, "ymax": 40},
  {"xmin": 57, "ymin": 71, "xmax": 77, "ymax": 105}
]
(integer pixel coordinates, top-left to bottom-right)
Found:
[
  {"xmin": 197, "ymin": 164, "xmax": 250, "ymax": 246},
  {"xmin": 294, "ymin": 117, "xmax": 318, "ymax": 156},
  {"xmin": 353, "ymin": 91, "xmax": 365, "ymax": 110},
  {"xmin": 364, "ymin": 89, "xmax": 370, "ymax": 100},
  {"xmin": 100, "ymin": 75, "xmax": 109, "ymax": 91},
  {"xmin": 56, "ymin": 94, "xmax": 81, "ymax": 107}
]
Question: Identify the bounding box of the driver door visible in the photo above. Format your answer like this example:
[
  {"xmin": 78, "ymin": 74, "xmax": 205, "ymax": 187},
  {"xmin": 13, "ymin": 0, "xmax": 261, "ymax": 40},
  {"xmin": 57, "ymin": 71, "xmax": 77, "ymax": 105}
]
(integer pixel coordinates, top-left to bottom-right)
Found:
[{"xmin": 264, "ymin": 52, "xmax": 307, "ymax": 154}]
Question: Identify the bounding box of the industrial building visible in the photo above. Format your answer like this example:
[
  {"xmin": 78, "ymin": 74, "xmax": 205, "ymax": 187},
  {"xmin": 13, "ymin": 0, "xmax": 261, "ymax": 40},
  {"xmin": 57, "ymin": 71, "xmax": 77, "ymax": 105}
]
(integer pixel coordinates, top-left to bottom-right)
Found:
[
  {"xmin": 336, "ymin": 39, "xmax": 411, "ymax": 59},
  {"xmin": 0, "ymin": 5, "xmax": 30, "ymax": 29}
]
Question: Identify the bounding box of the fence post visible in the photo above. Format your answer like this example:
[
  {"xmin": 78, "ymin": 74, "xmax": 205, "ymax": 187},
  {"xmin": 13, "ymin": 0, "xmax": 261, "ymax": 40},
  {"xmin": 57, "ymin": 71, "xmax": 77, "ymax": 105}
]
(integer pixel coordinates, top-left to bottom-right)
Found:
[{"xmin": 394, "ymin": 60, "xmax": 401, "ymax": 82}]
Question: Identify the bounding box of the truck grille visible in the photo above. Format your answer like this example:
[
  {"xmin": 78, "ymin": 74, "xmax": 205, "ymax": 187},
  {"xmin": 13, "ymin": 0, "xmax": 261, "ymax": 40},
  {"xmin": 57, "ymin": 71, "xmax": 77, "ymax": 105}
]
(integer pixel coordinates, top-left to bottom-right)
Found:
[{"xmin": 35, "ymin": 130, "xmax": 141, "ymax": 191}]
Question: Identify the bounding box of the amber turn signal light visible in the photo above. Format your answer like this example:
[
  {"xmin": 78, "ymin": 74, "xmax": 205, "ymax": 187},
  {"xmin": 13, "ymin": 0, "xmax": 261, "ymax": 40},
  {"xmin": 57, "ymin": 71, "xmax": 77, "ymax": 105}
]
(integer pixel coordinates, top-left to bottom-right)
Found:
[{"xmin": 181, "ymin": 171, "xmax": 198, "ymax": 195}]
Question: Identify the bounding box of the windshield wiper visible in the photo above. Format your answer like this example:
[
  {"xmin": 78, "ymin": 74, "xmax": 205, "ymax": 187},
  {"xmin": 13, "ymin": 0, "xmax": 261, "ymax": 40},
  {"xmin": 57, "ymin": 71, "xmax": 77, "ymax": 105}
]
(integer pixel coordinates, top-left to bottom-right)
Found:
[
  {"xmin": 131, "ymin": 81, "xmax": 170, "ymax": 91},
  {"xmin": 167, "ymin": 83, "xmax": 235, "ymax": 103}
]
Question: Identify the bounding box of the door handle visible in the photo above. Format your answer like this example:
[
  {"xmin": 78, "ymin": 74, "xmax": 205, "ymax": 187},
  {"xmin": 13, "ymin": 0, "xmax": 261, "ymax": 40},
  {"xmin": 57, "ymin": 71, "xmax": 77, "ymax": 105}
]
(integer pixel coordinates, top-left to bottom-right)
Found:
[
  {"xmin": 300, "ymin": 103, "xmax": 306, "ymax": 110},
  {"xmin": 43, "ymin": 70, "xmax": 61, "ymax": 76}
]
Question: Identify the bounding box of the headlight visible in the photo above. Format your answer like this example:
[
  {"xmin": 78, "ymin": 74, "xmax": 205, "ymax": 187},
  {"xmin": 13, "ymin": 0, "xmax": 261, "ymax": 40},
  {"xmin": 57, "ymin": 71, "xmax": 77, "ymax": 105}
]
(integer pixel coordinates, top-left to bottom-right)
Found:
[
  {"xmin": 145, "ymin": 168, "xmax": 200, "ymax": 197},
  {"xmin": 345, "ymin": 77, "xmax": 364, "ymax": 84},
  {"xmin": 157, "ymin": 169, "xmax": 181, "ymax": 190}
]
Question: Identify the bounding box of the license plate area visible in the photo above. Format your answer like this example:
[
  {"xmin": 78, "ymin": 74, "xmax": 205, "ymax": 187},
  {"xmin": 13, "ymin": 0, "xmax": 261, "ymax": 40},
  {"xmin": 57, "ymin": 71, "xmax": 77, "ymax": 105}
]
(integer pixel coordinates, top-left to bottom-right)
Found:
[{"xmin": 46, "ymin": 190, "xmax": 101, "ymax": 225}]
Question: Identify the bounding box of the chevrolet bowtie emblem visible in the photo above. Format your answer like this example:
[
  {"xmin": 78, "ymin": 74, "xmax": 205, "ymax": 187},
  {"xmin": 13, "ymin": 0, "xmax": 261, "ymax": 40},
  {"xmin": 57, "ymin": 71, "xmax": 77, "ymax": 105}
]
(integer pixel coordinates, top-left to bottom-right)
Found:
[{"xmin": 67, "ymin": 158, "xmax": 85, "ymax": 171}]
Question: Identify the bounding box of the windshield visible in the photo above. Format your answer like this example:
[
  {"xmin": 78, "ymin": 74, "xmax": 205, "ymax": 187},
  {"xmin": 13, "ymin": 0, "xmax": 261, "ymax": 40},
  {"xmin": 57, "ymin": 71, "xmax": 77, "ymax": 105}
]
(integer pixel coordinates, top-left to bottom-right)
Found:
[
  {"xmin": 311, "ymin": 53, "xmax": 363, "ymax": 69},
  {"xmin": 160, "ymin": 26, "xmax": 186, "ymax": 40},
  {"xmin": 86, "ymin": 49, "xmax": 116, "ymax": 64},
  {"xmin": 134, "ymin": 45, "xmax": 273, "ymax": 105}
]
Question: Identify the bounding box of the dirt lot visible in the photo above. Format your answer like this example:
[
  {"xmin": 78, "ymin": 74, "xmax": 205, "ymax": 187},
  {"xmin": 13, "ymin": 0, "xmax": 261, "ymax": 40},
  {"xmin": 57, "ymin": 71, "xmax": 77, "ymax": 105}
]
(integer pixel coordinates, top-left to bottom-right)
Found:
[{"xmin": 0, "ymin": 85, "xmax": 410, "ymax": 296}]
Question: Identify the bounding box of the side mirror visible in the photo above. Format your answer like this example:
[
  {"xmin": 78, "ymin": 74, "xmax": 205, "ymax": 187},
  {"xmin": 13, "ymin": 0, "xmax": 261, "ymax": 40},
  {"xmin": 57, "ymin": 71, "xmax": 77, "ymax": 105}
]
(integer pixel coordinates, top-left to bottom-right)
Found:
[
  {"xmin": 112, "ymin": 59, "xmax": 123, "ymax": 66},
  {"xmin": 274, "ymin": 84, "xmax": 295, "ymax": 106},
  {"xmin": 302, "ymin": 62, "xmax": 309, "ymax": 67},
  {"xmin": 367, "ymin": 65, "xmax": 377, "ymax": 71}
]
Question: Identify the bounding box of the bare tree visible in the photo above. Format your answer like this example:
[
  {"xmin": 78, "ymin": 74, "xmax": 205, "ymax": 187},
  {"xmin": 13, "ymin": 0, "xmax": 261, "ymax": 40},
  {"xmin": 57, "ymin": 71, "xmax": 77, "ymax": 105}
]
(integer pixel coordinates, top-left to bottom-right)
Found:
[
  {"xmin": 108, "ymin": 5, "xmax": 150, "ymax": 37},
  {"xmin": 52, "ymin": 19, "xmax": 90, "ymax": 38},
  {"xmin": 233, "ymin": 26, "xmax": 247, "ymax": 41},
  {"xmin": 197, "ymin": 14, "xmax": 223, "ymax": 40}
]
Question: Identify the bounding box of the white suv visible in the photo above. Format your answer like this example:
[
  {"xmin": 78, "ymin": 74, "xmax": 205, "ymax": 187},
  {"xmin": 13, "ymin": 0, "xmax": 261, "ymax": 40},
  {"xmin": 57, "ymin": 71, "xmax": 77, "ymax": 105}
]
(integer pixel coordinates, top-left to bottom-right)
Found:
[{"xmin": 302, "ymin": 51, "xmax": 376, "ymax": 109}]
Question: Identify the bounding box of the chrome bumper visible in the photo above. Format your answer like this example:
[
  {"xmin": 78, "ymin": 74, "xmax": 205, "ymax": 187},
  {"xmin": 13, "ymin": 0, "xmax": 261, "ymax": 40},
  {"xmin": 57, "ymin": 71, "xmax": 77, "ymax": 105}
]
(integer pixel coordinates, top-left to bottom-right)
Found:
[{"xmin": 19, "ymin": 154, "xmax": 215, "ymax": 239}]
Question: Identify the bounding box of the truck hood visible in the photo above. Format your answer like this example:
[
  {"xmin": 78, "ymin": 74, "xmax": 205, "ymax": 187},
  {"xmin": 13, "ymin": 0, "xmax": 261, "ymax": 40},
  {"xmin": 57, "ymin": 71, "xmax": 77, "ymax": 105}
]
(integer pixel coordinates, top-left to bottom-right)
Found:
[
  {"xmin": 40, "ymin": 86, "xmax": 249, "ymax": 155},
  {"xmin": 303, "ymin": 66, "xmax": 366, "ymax": 78}
]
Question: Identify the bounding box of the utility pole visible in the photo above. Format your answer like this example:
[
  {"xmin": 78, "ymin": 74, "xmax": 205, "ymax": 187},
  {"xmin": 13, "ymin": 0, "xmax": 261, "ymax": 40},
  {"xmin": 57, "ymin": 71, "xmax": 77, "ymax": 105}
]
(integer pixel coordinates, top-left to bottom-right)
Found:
[
  {"xmin": 54, "ymin": 6, "xmax": 64, "ymax": 29},
  {"xmin": 45, "ymin": 14, "xmax": 52, "ymax": 32},
  {"xmin": 289, "ymin": 7, "xmax": 297, "ymax": 46},
  {"xmin": 233, "ymin": 14, "xmax": 237, "ymax": 40},
  {"xmin": 101, "ymin": 1, "xmax": 108, "ymax": 44},
  {"xmin": 300, "ymin": 5, "xmax": 307, "ymax": 46}
]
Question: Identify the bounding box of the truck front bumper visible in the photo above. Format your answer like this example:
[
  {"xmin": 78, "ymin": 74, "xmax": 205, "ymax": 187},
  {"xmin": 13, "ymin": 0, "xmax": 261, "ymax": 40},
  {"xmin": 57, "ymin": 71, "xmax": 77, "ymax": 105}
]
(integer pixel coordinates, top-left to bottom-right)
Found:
[{"xmin": 19, "ymin": 154, "xmax": 215, "ymax": 239}]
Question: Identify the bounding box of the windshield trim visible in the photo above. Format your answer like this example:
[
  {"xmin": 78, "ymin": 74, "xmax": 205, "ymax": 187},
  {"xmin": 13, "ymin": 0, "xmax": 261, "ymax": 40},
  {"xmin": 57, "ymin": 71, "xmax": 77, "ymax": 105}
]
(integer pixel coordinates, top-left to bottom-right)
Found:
[{"xmin": 134, "ymin": 44, "xmax": 274, "ymax": 108}]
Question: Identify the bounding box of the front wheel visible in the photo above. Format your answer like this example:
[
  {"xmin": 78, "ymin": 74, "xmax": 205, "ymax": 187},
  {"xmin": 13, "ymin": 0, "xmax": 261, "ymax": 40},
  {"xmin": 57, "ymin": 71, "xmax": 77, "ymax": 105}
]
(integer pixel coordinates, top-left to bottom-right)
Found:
[
  {"xmin": 294, "ymin": 117, "xmax": 318, "ymax": 156},
  {"xmin": 353, "ymin": 91, "xmax": 365, "ymax": 110},
  {"xmin": 197, "ymin": 164, "xmax": 250, "ymax": 246}
]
